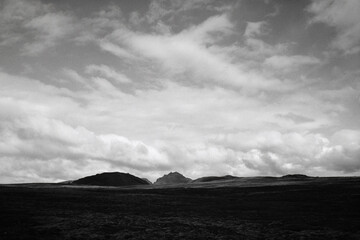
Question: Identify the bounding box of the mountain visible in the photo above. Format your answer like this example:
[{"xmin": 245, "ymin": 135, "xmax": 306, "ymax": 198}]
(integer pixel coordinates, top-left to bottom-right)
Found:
[
  {"xmin": 141, "ymin": 178, "xmax": 152, "ymax": 184},
  {"xmin": 154, "ymin": 172, "xmax": 192, "ymax": 185},
  {"xmin": 281, "ymin": 174, "xmax": 311, "ymax": 179},
  {"xmin": 72, "ymin": 172, "xmax": 150, "ymax": 187},
  {"xmin": 192, "ymin": 175, "xmax": 239, "ymax": 183}
]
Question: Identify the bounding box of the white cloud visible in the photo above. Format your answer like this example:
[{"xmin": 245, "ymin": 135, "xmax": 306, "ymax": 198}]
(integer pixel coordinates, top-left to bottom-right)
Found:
[
  {"xmin": 244, "ymin": 21, "xmax": 267, "ymax": 38},
  {"xmin": 0, "ymin": 0, "xmax": 48, "ymax": 23},
  {"xmin": 74, "ymin": 4, "xmax": 124, "ymax": 45},
  {"xmin": 85, "ymin": 64, "xmax": 132, "ymax": 84},
  {"xmin": 0, "ymin": 0, "xmax": 75, "ymax": 55},
  {"xmin": 243, "ymin": 21, "xmax": 316, "ymax": 74},
  {"xmin": 0, "ymin": 0, "xmax": 45, "ymax": 45},
  {"xmin": 241, "ymin": 20, "xmax": 289, "ymax": 62},
  {"xmin": 244, "ymin": 38, "xmax": 287, "ymax": 60},
  {"xmin": 277, "ymin": 112, "xmax": 314, "ymax": 124},
  {"xmin": 210, "ymin": 130, "xmax": 360, "ymax": 175},
  {"xmin": 144, "ymin": 0, "xmax": 228, "ymax": 25},
  {"xmin": 0, "ymin": 68, "xmax": 358, "ymax": 182},
  {"xmin": 264, "ymin": 55, "xmax": 320, "ymax": 69},
  {"xmin": 62, "ymin": 68, "xmax": 93, "ymax": 90},
  {"xmin": 331, "ymin": 129, "xmax": 360, "ymax": 150},
  {"xmin": 0, "ymin": 1, "xmax": 359, "ymax": 183},
  {"xmin": 146, "ymin": 0, "xmax": 171, "ymax": 24},
  {"xmin": 180, "ymin": 14, "xmax": 233, "ymax": 43},
  {"xmin": 103, "ymin": 15, "xmax": 290, "ymax": 92},
  {"xmin": 308, "ymin": 0, "xmax": 360, "ymax": 54},
  {"xmin": 0, "ymin": 157, "xmax": 113, "ymax": 183},
  {"xmin": 0, "ymin": 115, "xmax": 171, "ymax": 182},
  {"xmin": 99, "ymin": 41, "xmax": 137, "ymax": 60},
  {"xmin": 23, "ymin": 12, "xmax": 75, "ymax": 55}
]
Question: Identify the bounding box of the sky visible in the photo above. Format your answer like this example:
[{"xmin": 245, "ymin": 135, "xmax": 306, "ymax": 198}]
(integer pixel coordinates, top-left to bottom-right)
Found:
[{"xmin": 0, "ymin": 0, "xmax": 360, "ymax": 183}]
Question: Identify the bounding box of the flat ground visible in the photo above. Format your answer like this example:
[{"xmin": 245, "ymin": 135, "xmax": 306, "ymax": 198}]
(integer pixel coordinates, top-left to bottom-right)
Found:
[{"xmin": 1, "ymin": 177, "xmax": 360, "ymax": 240}]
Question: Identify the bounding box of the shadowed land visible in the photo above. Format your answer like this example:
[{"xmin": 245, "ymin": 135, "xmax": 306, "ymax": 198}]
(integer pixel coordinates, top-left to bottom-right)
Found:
[{"xmin": 1, "ymin": 177, "xmax": 360, "ymax": 240}]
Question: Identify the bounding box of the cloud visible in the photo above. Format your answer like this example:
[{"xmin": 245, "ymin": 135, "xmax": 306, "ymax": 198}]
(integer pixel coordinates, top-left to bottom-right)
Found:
[
  {"xmin": 0, "ymin": 157, "xmax": 112, "ymax": 183},
  {"xmin": 85, "ymin": 64, "xmax": 132, "ymax": 84},
  {"xmin": 0, "ymin": 0, "xmax": 75, "ymax": 55},
  {"xmin": 308, "ymin": 0, "xmax": 360, "ymax": 54},
  {"xmin": 0, "ymin": 114, "xmax": 171, "ymax": 182},
  {"xmin": 264, "ymin": 55, "xmax": 320, "ymax": 70},
  {"xmin": 98, "ymin": 41, "xmax": 137, "ymax": 60},
  {"xmin": 180, "ymin": 14, "xmax": 233, "ymax": 43},
  {"xmin": 23, "ymin": 12, "xmax": 75, "ymax": 55},
  {"xmin": 322, "ymin": 129, "xmax": 360, "ymax": 172},
  {"xmin": 0, "ymin": 0, "xmax": 45, "ymax": 45},
  {"xmin": 0, "ymin": 68, "xmax": 359, "ymax": 182},
  {"xmin": 0, "ymin": 1, "xmax": 359, "ymax": 183},
  {"xmin": 146, "ymin": 0, "xmax": 172, "ymax": 24},
  {"xmin": 243, "ymin": 38, "xmax": 287, "ymax": 60},
  {"xmin": 73, "ymin": 5, "xmax": 300, "ymax": 93},
  {"xmin": 74, "ymin": 4, "xmax": 124, "ymax": 44},
  {"xmin": 210, "ymin": 130, "xmax": 360, "ymax": 175},
  {"xmin": 239, "ymin": 21, "xmax": 289, "ymax": 65},
  {"xmin": 62, "ymin": 68, "xmax": 93, "ymax": 90},
  {"xmin": 244, "ymin": 21, "xmax": 268, "ymax": 38},
  {"xmin": 277, "ymin": 113, "xmax": 314, "ymax": 124},
  {"xmin": 331, "ymin": 129, "xmax": 360, "ymax": 150},
  {"xmin": 103, "ymin": 14, "xmax": 290, "ymax": 92},
  {"xmin": 144, "ymin": 0, "xmax": 229, "ymax": 24}
]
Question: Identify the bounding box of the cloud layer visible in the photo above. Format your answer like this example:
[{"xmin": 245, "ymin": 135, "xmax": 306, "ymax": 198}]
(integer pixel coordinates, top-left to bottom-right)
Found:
[
  {"xmin": 0, "ymin": 0, "xmax": 359, "ymax": 183},
  {"xmin": 308, "ymin": 0, "xmax": 360, "ymax": 54}
]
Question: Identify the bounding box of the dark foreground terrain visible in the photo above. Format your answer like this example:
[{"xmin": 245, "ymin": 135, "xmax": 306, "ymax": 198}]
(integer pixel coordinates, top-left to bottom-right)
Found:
[{"xmin": 1, "ymin": 177, "xmax": 360, "ymax": 240}]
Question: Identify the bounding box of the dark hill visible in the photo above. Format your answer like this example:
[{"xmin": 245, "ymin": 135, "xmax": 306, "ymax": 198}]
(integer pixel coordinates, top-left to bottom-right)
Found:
[
  {"xmin": 281, "ymin": 174, "xmax": 311, "ymax": 179},
  {"xmin": 141, "ymin": 178, "xmax": 152, "ymax": 184},
  {"xmin": 192, "ymin": 175, "xmax": 239, "ymax": 183},
  {"xmin": 154, "ymin": 172, "xmax": 192, "ymax": 185},
  {"xmin": 72, "ymin": 172, "xmax": 150, "ymax": 187}
]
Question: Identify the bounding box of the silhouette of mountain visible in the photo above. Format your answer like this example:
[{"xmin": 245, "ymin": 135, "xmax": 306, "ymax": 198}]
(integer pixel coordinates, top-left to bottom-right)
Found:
[
  {"xmin": 192, "ymin": 175, "xmax": 239, "ymax": 183},
  {"xmin": 154, "ymin": 172, "xmax": 192, "ymax": 185},
  {"xmin": 72, "ymin": 172, "xmax": 150, "ymax": 187},
  {"xmin": 281, "ymin": 174, "xmax": 311, "ymax": 179}
]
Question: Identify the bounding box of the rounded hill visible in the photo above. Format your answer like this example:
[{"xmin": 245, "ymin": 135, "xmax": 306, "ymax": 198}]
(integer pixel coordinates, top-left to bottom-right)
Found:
[
  {"xmin": 192, "ymin": 175, "xmax": 239, "ymax": 183},
  {"xmin": 72, "ymin": 172, "xmax": 150, "ymax": 187}
]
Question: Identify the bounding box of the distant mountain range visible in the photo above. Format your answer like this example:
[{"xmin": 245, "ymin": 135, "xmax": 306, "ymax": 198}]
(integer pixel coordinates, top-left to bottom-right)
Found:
[{"xmin": 68, "ymin": 171, "xmax": 312, "ymax": 187}]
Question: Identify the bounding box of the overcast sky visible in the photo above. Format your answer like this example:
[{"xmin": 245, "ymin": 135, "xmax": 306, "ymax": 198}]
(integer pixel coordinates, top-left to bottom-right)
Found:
[{"xmin": 0, "ymin": 0, "xmax": 360, "ymax": 183}]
